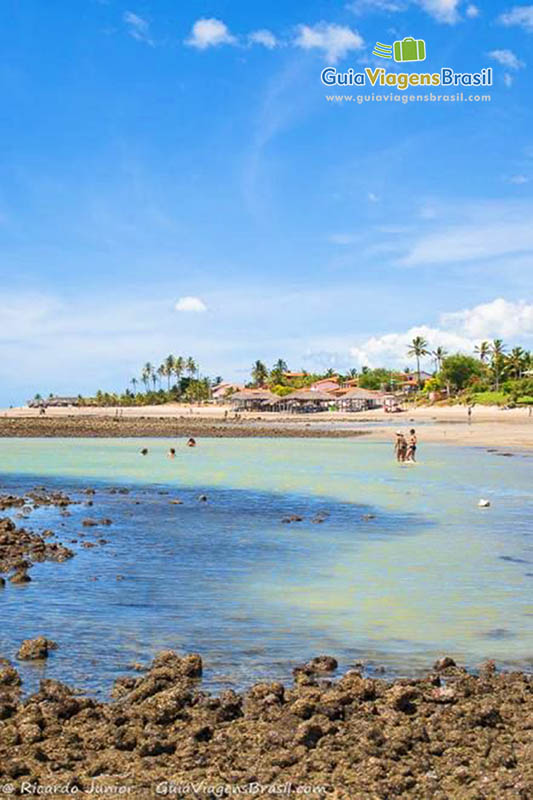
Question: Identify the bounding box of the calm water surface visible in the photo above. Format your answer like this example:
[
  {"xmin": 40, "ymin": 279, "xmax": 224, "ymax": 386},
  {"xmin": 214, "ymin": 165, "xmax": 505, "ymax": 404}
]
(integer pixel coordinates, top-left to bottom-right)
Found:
[{"xmin": 1, "ymin": 437, "xmax": 532, "ymax": 696}]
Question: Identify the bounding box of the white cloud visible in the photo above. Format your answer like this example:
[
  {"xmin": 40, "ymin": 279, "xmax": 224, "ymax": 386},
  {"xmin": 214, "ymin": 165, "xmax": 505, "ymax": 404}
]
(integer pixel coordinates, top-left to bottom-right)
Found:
[
  {"xmin": 349, "ymin": 298, "xmax": 533, "ymax": 368},
  {"xmin": 185, "ymin": 18, "xmax": 237, "ymax": 50},
  {"xmin": 441, "ymin": 298, "xmax": 533, "ymax": 339},
  {"xmin": 368, "ymin": 192, "xmax": 380, "ymax": 203},
  {"xmin": 347, "ymin": 0, "xmax": 407, "ymax": 14},
  {"xmin": 293, "ymin": 23, "xmax": 364, "ymax": 62},
  {"xmin": 507, "ymin": 174, "xmax": 529, "ymax": 184},
  {"xmin": 504, "ymin": 72, "xmax": 514, "ymax": 87},
  {"xmin": 248, "ymin": 29, "xmax": 278, "ymax": 48},
  {"xmin": 417, "ymin": 0, "xmax": 461, "ymax": 23},
  {"xmin": 350, "ymin": 325, "xmax": 474, "ymax": 368},
  {"xmin": 401, "ymin": 220, "xmax": 533, "ymax": 266},
  {"xmin": 465, "ymin": 4, "xmax": 480, "ymax": 17},
  {"xmin": 123, "ymin": 11, "xmax": 153, "ymax": 45},
  {"xmin": 498, "ymin": 5, "xmax": 533, "ymax": 31},
  {"xmin": 348, "ymin": 0, "xmax": 461, "ymax": 22},
  {"xmin": 488, "ymin": 49, "xmax": 525, "ymax": 70},
  {"xmin": 175, "ymin": 296, "xmax": 208, "ymax": 313}
]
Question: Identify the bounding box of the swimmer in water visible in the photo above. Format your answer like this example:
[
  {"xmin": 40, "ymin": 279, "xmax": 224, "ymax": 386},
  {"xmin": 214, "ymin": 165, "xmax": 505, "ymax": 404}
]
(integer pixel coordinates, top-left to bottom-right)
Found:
[
  {"xmin": 168, "ymin": 448, "xmax": 176, "ymax": 458},
  {"xmin": 186, "ymin": 437, "xmax": 196, "ymax": 447},
  {"xmin": 140, "ymin": 448, "xmax": 148, "ymax": 456}
]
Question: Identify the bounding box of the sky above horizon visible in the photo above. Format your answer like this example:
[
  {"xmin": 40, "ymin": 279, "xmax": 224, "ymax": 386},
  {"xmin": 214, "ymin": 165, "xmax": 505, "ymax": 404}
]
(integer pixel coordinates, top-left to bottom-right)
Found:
[{"xmin": 1, "ymin": 0, "xmax": 533, "ymax": 403}]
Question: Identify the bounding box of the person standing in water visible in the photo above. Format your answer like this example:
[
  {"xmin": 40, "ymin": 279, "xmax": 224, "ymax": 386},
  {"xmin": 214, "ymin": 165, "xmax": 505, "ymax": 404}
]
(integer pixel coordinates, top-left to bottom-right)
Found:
[
  {"xmin": 394, "ymin": 431, "xmax": 407, "ymax": 463},
  {"xmin": 168, "ymin": 448, "xmax": 176, "ymax": 458},
  {"xmin": 406, "ymin": 428, "xmax": 417, "ymax": 462}
]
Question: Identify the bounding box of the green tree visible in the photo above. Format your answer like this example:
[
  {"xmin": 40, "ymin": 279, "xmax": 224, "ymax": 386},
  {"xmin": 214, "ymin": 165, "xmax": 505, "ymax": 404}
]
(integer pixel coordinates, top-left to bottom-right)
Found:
[
  {"xmin": 186, "ymin": 357, "xmax": 197, "ymax": 379},
  {"xmin": 474, "ymin": 341, "xmax": 491, "ymax": 363},
  {"xmin": 130, "ymin": 378, "xmax": 138, "ymax": 395},
  {"xmin": 506, "ymin": 346, "xmax": 526, "ymax": 379},
  {"xmin": 270, "ymin": 358, "xmax": 288, "ymax": 385},
  {"xmin": 174, "ymin": 356, "xmax": 184, "ymax": 388},
  {"xmin": 441, "ymin": 354, "xmax": 483, "ymax": 392},
  {"xmin": 164, "ymin": 354, "xmax": 175, "ymax": 390},
  {"xmin": 141, "ymin": 363, "xmax": 153, "ymax": 392},
  {"xmin": 251, "ymin": 360, "xmax": 268, "ymax": 386},
  {"xmin": 432, "ymin": 346, "xmax": 448, "ymax": 372},
  {"xmin": 407, "ymin": 336, "xmax": 430, "ymax": 387},
  {"xmin": 491, "ymin": 339, "xmax": 506, "ymax": 391}
]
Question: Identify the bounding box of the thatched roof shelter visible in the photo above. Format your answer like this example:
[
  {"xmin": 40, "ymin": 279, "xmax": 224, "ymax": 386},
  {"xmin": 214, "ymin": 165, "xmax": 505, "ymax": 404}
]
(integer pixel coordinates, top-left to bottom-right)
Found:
[
  {"xmin": 230, "ymin": 389, "xmax": 279, "ymax": 402},
  {"xmin": 340, "ymin": 387, "xmax": 383, "ymax": 399},
  {"xmin": 283, "ymin": 389, "xmax": 334, "ymax": 402}
]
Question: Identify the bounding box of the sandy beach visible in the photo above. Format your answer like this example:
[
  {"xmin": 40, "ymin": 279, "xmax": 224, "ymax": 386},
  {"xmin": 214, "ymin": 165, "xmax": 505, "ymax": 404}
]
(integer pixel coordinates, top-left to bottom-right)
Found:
[{"xmin": 1, "ymin": 403, "xmax": 532, "ymax": 449}]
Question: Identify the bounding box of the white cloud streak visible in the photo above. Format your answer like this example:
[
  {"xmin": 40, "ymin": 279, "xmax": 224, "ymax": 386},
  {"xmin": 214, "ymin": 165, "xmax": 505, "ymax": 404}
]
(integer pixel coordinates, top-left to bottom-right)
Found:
[
  {"xmin": 123, "ymin": 11, "xmax": 153, "ymax": 45},
  {"xmin": 488, "ymin": 49, "xmax": 525, "ymax": 70},
  {"xmin": 185, "ymin": 18, "xmax": 237, "ymax": 50},
  {"xmin": 175, "ymin": 296, "xmax": 207, "ymax": 313},
  {"xmin": 293, "ymin": 23, "xmax": 364, "ymax": 62},
  {"xmin": 498, "ymin": 5, "xmax": 533, "ymax": 31}
]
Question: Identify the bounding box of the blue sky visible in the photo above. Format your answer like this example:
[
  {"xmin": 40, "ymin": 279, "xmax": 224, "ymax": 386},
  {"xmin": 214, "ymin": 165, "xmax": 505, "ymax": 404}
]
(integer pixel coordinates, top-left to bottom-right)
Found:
[{"xmin": 1, "ymin": 0, "xmax": 533, "ymax": 402}]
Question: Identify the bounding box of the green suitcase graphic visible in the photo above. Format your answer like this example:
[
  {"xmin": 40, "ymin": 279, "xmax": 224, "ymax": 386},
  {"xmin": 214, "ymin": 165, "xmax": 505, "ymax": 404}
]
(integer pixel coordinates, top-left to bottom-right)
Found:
[{"xmin": 393, "ymin": 37, "xmax": 426, "ymax": 62}]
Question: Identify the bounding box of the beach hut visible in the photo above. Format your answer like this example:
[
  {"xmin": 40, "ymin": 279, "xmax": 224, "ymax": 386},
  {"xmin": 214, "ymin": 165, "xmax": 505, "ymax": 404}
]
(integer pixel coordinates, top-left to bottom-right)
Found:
[
  {"xmin": 282, "ymin": 389, "xmax": 336, "ymax": 413},
  {"xmin": 230, "ymin": 389, "xmax": 280, "ymax": 411},
  {"xmin": 338, "ymin": 388, "xmax": 384, "ymax": 412}
]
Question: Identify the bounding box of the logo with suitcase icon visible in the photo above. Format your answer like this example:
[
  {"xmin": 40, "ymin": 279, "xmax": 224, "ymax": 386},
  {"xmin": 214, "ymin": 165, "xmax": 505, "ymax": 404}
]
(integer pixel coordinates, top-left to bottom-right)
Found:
[{"xmin": 373, "ymin": 37, "xmax": 426, "ymax": 63}]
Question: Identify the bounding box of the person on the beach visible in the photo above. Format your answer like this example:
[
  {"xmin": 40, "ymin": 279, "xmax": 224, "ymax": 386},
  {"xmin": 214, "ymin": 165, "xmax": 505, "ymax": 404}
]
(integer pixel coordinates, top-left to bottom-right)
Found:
[
  {"xmin": 168, "ymin": 448, "xmax": 176, "ymax": 458},
  {"xmin": 187, "ymin": 437, "xmax": 196, "ymax": 447},
  {"xmin": 140, "ymin": 448, "xmax": 148, "ymax": 456},
  {"xmin": 394, "ymin": 432, "xmax": 407, "ymax": 463},
  {"xmin": 467, "ymin": 404, "xmax": 473, "ymax": 424},
  {"xmin": 406, "ymin": 429, "xmax": 417, "ymax": 462}
]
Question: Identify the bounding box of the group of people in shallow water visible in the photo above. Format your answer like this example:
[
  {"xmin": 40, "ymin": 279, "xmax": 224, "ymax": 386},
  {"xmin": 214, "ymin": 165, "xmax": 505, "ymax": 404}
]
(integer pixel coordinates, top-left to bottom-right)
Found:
[
  {"xmin": 394, "ymin": 428, "xmax": 417, "ymax": 463},
  {"xmin": 140, "ymin": 438, "xmax": 196, "ymax": 457}
]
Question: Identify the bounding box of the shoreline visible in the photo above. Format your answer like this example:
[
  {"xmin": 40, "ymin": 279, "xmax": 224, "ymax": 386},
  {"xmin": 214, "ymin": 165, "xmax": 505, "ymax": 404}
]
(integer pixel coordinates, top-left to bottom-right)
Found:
[{"xmin": 0, "ymin": 403, "xmax": 532, "ymax": 448}]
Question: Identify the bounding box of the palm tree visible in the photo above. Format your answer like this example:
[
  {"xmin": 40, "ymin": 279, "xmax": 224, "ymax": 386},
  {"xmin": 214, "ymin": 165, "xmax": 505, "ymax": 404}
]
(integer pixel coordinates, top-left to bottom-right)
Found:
[
  {"xmin": 407, "ymin": 336, "xmax": 430, "ymax": 387},
  {"xmin": 164, "ymin": 355, "xmax": 175, "ymax": 390},
  {"xmin": 186, "ymin": 357, "xmax": 197, "ymax": 378},
  {"xmin": 156, "ymin": 364, "xmax": 165, "ymax": 390},
  {"xmin": 173, "ymin": 356, "xmax": 184, "ymax": 388},
  {"xmin": 474, "ymin": 341, "xmax": 491, "ymax": 363},
  {"xmin": 130, "ymin": 378, "xmax": 138, "ymax": 395},
  {"xmin": 251, "ymin": 360, "xmax": 268, "ymax": 386},
  {"xmin": 506, "ymin": 346, "xmax": 526, "ymax": 379},
  {"xmin": 491, "ymin": 339, "xmax": 506, "ymax": 391},
  {"xmin": 432, "ymin": 346, "xmax": 447, "ymax": 373},
  {"xmin": 141, "ymin": 363, "xmax": 153, "ymax": 392}
]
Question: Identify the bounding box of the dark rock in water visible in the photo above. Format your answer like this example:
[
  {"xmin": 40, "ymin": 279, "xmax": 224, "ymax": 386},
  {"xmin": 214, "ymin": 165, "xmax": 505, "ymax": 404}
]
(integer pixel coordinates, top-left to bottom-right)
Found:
[
  {"xmin": 282, "ymin": 514, "xmax": 303, "ymax": 524},
  {"xmin": 118, "ymin": 488, "xmax": 129, "ymax": 494},
  {"xmin": 82, "ymin": 542, "xmax": 96, "ymax": 549},
  {"xmin": 306, "ymin": 655, "xmax": 338, "ymax": 673},
  {"xmin": 85, "ymin": 500, "xmax": 93, "ymax": 507},
  {"xmin": 434, "ymin": 656, "xmax": 456, "ymax": 670},
  {"xmin": 82, "ymin": 518, "xmax": 98, "ymax": 527},
  {"xmin": 84, "ymin": 489, "xmax": 96, "ymax": 495},
  {"xmin": 99, "ymin": 518, "xmax": 112, "ymax": 526},
  {"xmin": 9, "ymin": 570, "xmax": 31, "ymax": 584},
  {"xmin": 362, "ymin": 514, "xmax": 376, "ymax": 521},
  {"xmin": 17, "ymin": 637, "xmax": 58, "ymax": 661},
  {"xmin": 198, "ymin": 495, "xmax": 208, "ymax": 502},
  {"xmin": 170, "ymin": 499, "xmax": 183, "ymax": 505},
  {"xmin": 500, "ymin": 555, "xmax": 528, "ymax": 564}
]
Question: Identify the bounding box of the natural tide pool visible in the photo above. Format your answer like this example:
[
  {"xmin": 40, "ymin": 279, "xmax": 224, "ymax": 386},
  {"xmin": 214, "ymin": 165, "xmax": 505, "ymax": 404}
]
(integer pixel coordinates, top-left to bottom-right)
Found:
[{"xmin": 1, "ymin": 436, "xmax": 532, "ymax": 696}]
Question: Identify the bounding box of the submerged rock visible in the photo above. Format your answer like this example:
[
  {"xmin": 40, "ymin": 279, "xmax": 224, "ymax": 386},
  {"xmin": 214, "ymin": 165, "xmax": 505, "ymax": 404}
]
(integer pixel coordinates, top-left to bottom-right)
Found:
[{"xmin": 17, "ymin": 637, "xmax": 58, "ymax": 661}]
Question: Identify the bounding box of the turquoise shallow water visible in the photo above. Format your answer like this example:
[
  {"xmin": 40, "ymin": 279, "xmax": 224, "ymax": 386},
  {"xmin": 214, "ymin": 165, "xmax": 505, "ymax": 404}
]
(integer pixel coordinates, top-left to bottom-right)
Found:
[{"xmin": 1, "ymin": 437, "xmax": 532, "ymax": 696}]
